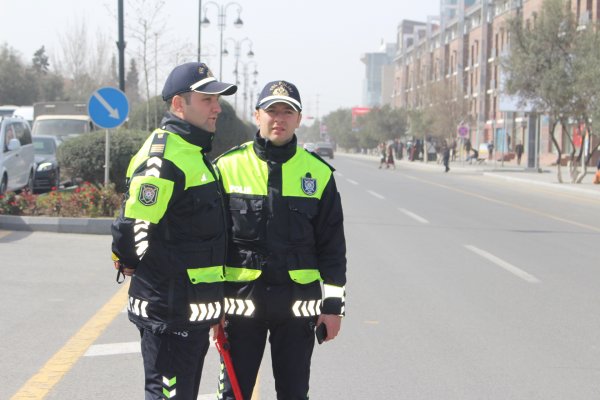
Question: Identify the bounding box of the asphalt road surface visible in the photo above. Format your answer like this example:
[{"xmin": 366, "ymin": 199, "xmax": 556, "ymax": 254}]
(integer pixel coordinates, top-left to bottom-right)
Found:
[{"xmin": 3, "ymin": 153, "xmax": 600, "ymax": 399}]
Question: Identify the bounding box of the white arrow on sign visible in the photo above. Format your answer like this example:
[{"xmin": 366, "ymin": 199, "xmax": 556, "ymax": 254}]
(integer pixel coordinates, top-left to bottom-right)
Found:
[{"xmin": 93, "ymin": 91, "xmax": 120, "ymax": 119}]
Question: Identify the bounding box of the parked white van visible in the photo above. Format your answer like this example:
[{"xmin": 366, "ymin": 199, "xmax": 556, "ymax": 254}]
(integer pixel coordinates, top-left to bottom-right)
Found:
[{"xmin": 0, "ymin": 116, "xmax": 35, "ymax": 195}]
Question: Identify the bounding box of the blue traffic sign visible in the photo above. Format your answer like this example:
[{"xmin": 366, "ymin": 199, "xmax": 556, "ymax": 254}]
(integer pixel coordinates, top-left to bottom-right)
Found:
[{"xmin": 88, "ymin": 87, "xmax": 129, "ymax": 129}]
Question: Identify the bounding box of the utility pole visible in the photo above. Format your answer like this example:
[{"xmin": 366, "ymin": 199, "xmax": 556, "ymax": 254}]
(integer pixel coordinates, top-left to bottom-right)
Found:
[
  {"xmin": 117, "ymin": 0, "xmax": 126, "ymax": 91},
  {"xmin": 198, "ymin": 0, "xmax": 202, "ymax": 61}
]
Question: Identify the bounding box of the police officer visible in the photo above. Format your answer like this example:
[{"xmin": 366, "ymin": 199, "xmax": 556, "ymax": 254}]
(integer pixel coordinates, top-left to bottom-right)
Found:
[
  {"xmin": 111, "ymin": 62, "xmax": 236, "ymax": 400},
  {"xmin": 214, "ymin": 80, "xmax": 347, "ymax": 400}
]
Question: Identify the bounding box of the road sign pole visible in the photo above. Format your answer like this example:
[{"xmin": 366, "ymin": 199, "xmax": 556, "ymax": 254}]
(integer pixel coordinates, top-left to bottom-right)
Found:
[
  {"xmin": 88, "ymin": 87, "xmax": 129, "ymax": 187},
  {"xmin": 104, "ymin": 129, "xmax": 110, "ymax": 186}
]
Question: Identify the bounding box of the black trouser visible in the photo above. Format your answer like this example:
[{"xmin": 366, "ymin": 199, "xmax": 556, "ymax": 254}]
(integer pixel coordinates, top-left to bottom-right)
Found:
[
  {"xmin": 140, "ymin": 327, "xmax": 210, "ymax": 400},
  {"xmin": 219, "ymin": 280, "xmax": 319, "ymax": 400}
]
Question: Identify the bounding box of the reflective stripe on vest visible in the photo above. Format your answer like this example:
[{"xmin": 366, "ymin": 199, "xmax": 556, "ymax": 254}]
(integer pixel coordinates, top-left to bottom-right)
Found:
[
  {"xmin": 187, "ymin": 266, "xmax": 225, "ymax": 283},
  {"xmin": 323, "ymin": 283, "xmax": 345, "ymax": 300}
]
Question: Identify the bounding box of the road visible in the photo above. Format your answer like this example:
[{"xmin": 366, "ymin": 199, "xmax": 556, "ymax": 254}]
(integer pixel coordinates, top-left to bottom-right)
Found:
[{"xmin": 3, "ymin": 153, "xmax": 600, "ymax": 399}]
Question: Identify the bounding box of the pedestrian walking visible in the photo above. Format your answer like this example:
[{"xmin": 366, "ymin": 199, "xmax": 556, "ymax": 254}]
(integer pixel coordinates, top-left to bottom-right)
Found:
[
  {"xmin": 386, "ymin": 142, "xmax": 396, "ymax": 169},
  {"xmin": 515, "ymin": 142, "xmax": 524, "ymax": 165},
  {"xmin": 378, "ymin": 142, "xmax": 386, "ymax": 169},
  {"xmin": 111, "ymin": 62, "xmax": 237, "ymax": 400},
  {"xmin": 442, "ymin": 141, "xmax": 450, "ymax": 172},
  {"xmin": 214, "ymin": 80, "xmax": 347, "ymax": 400}
]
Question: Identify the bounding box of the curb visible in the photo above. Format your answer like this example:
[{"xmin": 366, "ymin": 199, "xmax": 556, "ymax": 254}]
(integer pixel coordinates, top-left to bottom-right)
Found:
[{"xmin": 0, "ymin": 215, "xmax": 112, "ymax": 235}]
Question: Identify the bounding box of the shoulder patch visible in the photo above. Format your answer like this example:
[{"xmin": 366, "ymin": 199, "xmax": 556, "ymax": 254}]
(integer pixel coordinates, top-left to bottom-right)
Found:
[
  {"xmin": 139, "ymin": 183, "xmax": 159, "ymax": 205},
  {"xmin": 213, "ymin": 142, "xmax": 249, "ymax": 162},
  {"xmin": 148, "ymin": 132, "xmax": 168, "ymax": 157},
  {"xmin": 306, "ymin": 150, "xmax": 335, "ymax": 172}
]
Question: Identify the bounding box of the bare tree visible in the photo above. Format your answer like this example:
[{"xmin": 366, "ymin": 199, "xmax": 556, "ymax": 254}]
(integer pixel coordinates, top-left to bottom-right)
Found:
[
  {"xmin": 127, "ymin": 0, "xmax": 166, "ymax": 130},
  {"xmin": 54, "ymin": 19, "xmax": 113, "ymax": 101}
]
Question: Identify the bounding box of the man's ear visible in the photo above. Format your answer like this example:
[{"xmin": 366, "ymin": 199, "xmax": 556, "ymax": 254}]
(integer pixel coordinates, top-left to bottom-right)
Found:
[
  {"xmin": 254, "ymin": 109, "xmax": 261, "ymax": 125},
  {"xmin": 171, "ymin": 95, "xmax": 185, "ymax": 114}
]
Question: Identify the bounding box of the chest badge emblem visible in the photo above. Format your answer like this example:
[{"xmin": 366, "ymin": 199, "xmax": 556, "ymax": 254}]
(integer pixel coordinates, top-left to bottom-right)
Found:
[
  {"xmin": 301, "ymin": 173, "xmax": 317, "ymax": 196},
  {"xmin": 139, "ymin": 183, "xmax": 159, "ymax": 206}
]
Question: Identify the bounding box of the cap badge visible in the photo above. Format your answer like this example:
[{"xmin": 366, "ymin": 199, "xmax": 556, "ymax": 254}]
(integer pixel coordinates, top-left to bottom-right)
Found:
[
  {"xmin": 271, "ymin": 83, "xmax": 289, "ymax": 97},
  {"xmin": 139, "ymin": 183, "xmax": 159, "ymax": 206},
  {"xmin": 301, "ymin": 173, "xmax": 317, "ymax": 196}
]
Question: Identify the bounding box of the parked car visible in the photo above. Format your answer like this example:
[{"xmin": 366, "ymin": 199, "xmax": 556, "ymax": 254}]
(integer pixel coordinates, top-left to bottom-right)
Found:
[
  {"xmin": 303, "ymin": 142, "xmax": 316, "ymax": 152},
  {"xmin": 0, "ymin": 116, "xmax": 35, "ymax": 194},
  {"xmin": 314, "ymin": 142, "xmax": 334, "ymax": 159},
  {"xmin": 32, "ymin": 135, "xmax": 62, "ymax": 192}
]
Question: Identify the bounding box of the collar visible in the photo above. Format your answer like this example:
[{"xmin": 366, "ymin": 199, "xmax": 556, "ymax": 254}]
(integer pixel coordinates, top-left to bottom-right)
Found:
[
  {"xmin": 159, "ymin": 111, "xmax": 214, "ymax": 153},
  {"xmin": 252, "ymin": 131, "xmax": 297, "ymax": 163}
]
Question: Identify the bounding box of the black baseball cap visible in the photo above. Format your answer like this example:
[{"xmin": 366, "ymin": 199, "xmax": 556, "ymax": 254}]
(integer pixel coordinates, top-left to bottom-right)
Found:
[
  {"xmin": 162, "ymin": 62, "xmax": 237, "ymax": 101},
  {"xmin": 255, "ymin": 80, "xmax": 302, "ymax": 112}
]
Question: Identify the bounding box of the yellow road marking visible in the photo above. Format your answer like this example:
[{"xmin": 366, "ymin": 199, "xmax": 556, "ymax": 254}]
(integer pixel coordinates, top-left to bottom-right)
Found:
[
  {"xmin": 10, "ymin": 284, "xmax": 129, "ymax": 399},
  {"xmin": 417, "ymin": 177, "xmax": 600, "ymax": 233}
]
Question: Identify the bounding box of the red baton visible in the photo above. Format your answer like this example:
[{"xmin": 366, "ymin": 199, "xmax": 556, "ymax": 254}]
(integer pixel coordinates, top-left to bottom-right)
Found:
[{"xmin": 215, "ymin": 324, "xmax": 243, "ymax": 400}]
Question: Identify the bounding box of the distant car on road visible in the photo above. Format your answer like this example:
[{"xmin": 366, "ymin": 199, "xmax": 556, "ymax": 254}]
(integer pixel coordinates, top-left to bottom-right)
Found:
[
  {"xmin": 314, "ymin": 142, "xmax": 334, "ymax": 159},
  {"xmin": 0, "ymin": 116, "xmax": 35, "ymax": 194},
  {"xmin": 303, "ymin": 142, "xmax": 316, "ymax": 152},
  {"xmin": 32, "ymin": 135, "xmax": 61, "ymax": 193}
]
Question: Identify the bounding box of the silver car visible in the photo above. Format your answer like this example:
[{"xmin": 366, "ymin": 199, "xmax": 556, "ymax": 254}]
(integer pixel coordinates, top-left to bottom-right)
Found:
[{"xmin": 0, "ymin": 116, "xmax": 35, "ymax": 194}]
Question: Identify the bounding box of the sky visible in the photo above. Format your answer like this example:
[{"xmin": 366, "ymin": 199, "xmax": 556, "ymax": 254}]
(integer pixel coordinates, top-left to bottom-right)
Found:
[{"xmin": 0, "ymin": 0, "xmax": 440, "ymax": 118}]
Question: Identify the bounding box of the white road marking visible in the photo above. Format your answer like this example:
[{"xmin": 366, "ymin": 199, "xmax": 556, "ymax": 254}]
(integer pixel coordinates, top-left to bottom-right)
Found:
[
  {"xmin": 84, "ymin": 342, "xmax": 140, "ymax": 356},
  {"xmin": 464, "ymin": 245, "xmax": 540, "ymax": 284},
  {"xmin": 398, "ymin": 208, "xmax": 429, "ymax": 224},
  {"xmin": 367, "ymin": 190, "xmax": 385, "ymax": 200},
  {"xmin": 335, "ymin": 171, "xmax": 344, "ymax": 177},
  {"xmin": 346, "ymin": 179, "xmax": 359, "ymax": 185},
  {"xmin": 85, "ymin": 340, "xmax": 218, "ymax": 357}
]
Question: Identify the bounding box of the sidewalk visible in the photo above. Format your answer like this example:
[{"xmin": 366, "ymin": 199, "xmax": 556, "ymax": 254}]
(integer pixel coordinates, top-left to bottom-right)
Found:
[{"xmin": 338, "ymin": 151, "xmax": 600, "ymax": 198}]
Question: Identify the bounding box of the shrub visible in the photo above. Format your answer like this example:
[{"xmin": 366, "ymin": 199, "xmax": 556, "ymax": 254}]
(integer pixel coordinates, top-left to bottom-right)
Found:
[{"xmin": 58, "ymin": 129, "xmax": 149, "ymax": 193}]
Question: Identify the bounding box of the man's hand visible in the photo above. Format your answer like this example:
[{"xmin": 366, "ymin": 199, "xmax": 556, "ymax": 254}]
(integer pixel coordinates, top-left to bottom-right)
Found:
[
  {"xmin": 113, "ymin": 260, "xmax": 135, "ymax": 276},
  {"xmin": 316, "ymin": 314, "xmax": 342, "ymax": 342}
]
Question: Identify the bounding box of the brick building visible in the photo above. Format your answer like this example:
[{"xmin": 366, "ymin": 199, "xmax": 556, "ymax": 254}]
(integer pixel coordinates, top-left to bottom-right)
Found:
[{"xmin": 391, "ymin": 0, "xmax": 599, "ymax": 166}]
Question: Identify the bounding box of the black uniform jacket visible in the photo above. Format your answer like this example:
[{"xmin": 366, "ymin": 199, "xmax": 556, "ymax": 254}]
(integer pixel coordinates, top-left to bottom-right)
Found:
[
  {"xmin": 112, "ymin": 112, "xmax": 226, "ymax": 333},
  {"xmin": 217, "ymin": 133, "xmax": 346, "ymax": 315}
]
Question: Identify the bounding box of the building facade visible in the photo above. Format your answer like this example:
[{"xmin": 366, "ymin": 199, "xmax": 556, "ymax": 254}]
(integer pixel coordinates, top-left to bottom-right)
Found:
[
  {"xmin": 391, "ymin": 0, "xmax": 599, "ymax": 166},
  {"xmin": 361, "ymin": 42, "xmax": 396, "ymax": 107}
]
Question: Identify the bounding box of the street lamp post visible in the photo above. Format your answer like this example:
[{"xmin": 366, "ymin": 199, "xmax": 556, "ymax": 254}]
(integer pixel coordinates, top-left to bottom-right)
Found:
[
  {"xmin": 201, "ymin": 1, "xmax": 244, "ymax": 80},
  {"xmin": 223, "ymin": 37, "xmax": 254, "ymax": 112},
  {"xmin": 240, "ymin": 60, "xmax": 258, "ymax": 121}
]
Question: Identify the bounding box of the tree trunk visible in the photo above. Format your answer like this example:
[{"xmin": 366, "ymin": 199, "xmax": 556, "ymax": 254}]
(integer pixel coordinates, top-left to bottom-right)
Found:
[{"xmin": 549, "ymin": 119, "xmax": 563, "ymax": 183}]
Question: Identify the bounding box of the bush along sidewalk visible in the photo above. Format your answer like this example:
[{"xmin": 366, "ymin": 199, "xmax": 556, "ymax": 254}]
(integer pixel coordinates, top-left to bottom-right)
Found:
[{"xmin": 0, "ymin": 182, "xmax": 122, "ymax": 218}]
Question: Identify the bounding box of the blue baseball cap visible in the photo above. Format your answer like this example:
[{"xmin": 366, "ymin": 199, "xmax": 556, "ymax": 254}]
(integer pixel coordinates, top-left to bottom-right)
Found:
[
  {"xmin": 162, "ymin": 62, "xmax": 237, "ymax": 101},
  {"xmin": 255, "ymin": 80, "xmax": 302, "ymax": 112}
]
